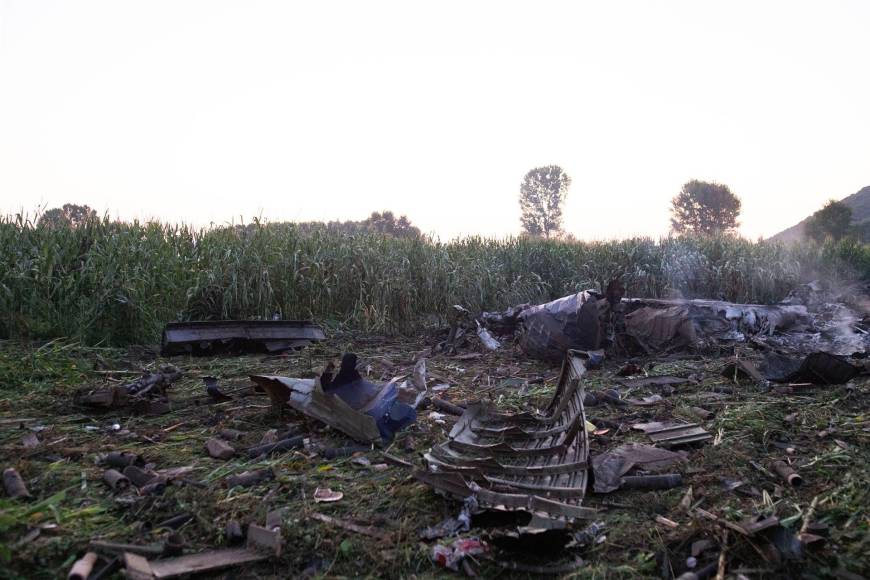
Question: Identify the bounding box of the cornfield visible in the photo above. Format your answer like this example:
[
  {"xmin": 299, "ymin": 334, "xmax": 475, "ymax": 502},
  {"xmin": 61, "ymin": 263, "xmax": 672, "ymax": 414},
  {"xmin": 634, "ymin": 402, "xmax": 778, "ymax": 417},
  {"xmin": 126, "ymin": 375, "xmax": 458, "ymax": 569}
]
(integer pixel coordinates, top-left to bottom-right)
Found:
[{"xmin": 1, "ymin": 215, "xmax": 868, "ymax": 345}]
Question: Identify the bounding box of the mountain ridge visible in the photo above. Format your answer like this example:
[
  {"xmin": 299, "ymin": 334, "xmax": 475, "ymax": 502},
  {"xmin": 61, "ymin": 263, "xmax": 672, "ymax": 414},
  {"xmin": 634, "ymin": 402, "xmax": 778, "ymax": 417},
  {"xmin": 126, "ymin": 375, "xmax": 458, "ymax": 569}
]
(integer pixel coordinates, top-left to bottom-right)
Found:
[{"xmin": 769, "ymin": 185, "xmax": 870, "ymax": 242}]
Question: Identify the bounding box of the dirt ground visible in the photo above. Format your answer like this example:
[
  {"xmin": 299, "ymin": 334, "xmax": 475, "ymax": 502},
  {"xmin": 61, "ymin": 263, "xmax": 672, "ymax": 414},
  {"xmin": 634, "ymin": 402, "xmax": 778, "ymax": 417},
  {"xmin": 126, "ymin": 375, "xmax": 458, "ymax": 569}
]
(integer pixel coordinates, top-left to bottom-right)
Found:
[{"xmin": 0, "ymin": 333, "xmax": 868, "ymax": 579}]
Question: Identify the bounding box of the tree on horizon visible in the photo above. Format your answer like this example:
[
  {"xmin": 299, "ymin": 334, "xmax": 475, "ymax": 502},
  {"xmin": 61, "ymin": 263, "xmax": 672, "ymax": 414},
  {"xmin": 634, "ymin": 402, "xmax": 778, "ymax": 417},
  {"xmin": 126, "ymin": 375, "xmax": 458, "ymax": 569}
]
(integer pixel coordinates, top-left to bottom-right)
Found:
[
  {"xmin": 670, "ymin": 180, "xmax": 741, "ymax": 235},
  {"xmin": 519, "ymin": 165, "xmax": 571, "ymax": 239}
]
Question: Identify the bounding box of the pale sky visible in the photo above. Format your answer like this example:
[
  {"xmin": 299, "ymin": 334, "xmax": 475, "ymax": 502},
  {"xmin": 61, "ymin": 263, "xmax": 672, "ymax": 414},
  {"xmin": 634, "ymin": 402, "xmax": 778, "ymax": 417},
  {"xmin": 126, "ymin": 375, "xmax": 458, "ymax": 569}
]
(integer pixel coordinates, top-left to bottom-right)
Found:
[{"xmin": 1, "ymin": 1, "xmax": 868, "ymax": 240}]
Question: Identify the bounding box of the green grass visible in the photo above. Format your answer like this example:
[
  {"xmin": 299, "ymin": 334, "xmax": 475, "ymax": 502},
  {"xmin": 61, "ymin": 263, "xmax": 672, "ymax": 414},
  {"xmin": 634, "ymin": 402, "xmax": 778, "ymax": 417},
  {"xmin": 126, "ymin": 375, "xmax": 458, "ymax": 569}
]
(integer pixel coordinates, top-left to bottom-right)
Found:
[
  {"xmin": 1, "ymin": 214, "xmax": 868, "ymax": 347},
  {"xmin": 0, "ymin": 339, "xmax": 866, "ymax": 579}
]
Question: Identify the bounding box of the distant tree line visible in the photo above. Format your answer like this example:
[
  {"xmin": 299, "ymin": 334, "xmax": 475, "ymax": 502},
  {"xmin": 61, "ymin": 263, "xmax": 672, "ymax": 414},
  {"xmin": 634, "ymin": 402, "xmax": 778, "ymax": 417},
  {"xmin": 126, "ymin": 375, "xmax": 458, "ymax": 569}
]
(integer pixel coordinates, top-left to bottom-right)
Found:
[
  {"xmin": 291, "ymin": 211, "xmax": 422, "ymax": 239},
  {"xmin": 37, "ymin": 205, "xmax": 424, "ymax": 240}
]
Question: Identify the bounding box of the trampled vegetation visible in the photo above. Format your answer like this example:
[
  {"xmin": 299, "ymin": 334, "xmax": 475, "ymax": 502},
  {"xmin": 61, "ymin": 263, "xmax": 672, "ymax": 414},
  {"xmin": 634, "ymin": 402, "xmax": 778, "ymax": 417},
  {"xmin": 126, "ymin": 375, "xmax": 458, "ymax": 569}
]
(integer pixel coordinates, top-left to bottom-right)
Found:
[{"xmin": 1, "ymin": 214, "xmax": 868, "ymax": 346}]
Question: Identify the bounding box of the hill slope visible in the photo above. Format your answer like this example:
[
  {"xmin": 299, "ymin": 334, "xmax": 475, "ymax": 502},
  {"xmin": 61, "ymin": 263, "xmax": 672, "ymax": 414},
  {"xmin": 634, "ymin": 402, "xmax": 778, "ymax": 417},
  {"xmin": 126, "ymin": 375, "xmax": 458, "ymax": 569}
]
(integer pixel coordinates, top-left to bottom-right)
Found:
[{"xmin": 770, "ymin": 185, "xmax": 870, "ymax": 242}]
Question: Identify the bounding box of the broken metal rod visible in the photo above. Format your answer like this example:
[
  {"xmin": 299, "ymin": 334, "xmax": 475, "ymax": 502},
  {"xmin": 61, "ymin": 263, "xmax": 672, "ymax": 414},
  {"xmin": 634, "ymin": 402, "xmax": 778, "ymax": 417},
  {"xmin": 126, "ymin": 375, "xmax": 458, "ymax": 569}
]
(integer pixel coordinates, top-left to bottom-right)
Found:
[
  {"xmin": 89, "ymin": 540, "xmax": 167, "ymax": 557},
  {"xmin": 771, "ymin": 460, "xmax": 803, "ymax": 487},
  {"xmin": 102, "ymin": 469, "xmax": 131, "ymax": 492},
  {"xmin": 430, "ymin": 398, "xmax": 465, "ymax": 416}
]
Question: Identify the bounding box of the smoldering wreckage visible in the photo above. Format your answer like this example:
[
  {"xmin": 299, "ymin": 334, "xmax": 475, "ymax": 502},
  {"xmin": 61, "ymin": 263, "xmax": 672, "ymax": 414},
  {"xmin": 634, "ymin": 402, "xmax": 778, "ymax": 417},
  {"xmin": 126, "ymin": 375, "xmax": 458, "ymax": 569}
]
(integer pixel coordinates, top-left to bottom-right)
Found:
[{"xmin": 4, "ymin": 280, "xmax": 869, "ymax": 578}]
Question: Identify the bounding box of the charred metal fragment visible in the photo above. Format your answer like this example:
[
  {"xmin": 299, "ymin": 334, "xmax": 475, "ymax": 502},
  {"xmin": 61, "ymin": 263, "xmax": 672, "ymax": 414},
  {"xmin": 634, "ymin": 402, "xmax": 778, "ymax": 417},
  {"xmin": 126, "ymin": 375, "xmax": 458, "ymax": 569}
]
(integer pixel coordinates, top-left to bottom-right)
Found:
[
  {"xmin": 103, "ymin": 469, "xmax": 131, "ymax": 491},
  {"xmin": 644, "ymin": 423, "xmax": 712, "ymax": 447},
  {"xmin": 761, "ymin": 352, "xmax": 860, "ymax": 384},
  {"xmin": 161, "ymin": 320, "xmax": 325, "ymax": 356}
]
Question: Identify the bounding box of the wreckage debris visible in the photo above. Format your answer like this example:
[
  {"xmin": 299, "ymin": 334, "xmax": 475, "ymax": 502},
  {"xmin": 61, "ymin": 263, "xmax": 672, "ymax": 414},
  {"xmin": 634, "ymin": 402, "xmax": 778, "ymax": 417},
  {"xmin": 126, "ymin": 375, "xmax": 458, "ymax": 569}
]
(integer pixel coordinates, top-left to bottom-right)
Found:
[
  {"xmin": 771, "ymin": 460, "xmax": 803, "ymax": 487},
  {"xmin": 3, "ymin": 467, "xmax": 31, "ymax": 499},
  {"xmin": 225, "ymin": 468, "xmax": 274, "ymax": 488},
  {"xmin": 123, "ymin": 466, "xmax": 160, "ymax": 488},
  {"xmin": 690, "ymin": 407, "xmax": 714, "ymax": 421},
  {"xmin": 761, "ymin": 352, "xmax": 861, "ymax": 384},
  {"xmin": 225, "ymin": 521, "xmax": 245, "ymax": 545},
  {"xmin": 620, "ymin": 474, "xmax": 683, "ymax": 490},
  {"xmin": 103, "ymin": 469, "xmax": 131, "ymax": 492},
  {"xmin": 218, "ymin": 428, "xmax": 244, "ymax": 441},
  {"xmin": 432, "ymin": 537, "xmax": 488, "ymax": 573},
  {"xmin": 104, "ymin": 451, "xmax": 141, "ymax": 469},
  {"xmin": 205, "ymin": 438, "xmax": 236, "ymax": 460},
  {"xmin": 251, "ymin": 352, "xmax": 416, "ymax": 443},
  {"xmin": 246, "ymin": 435, "xmax": 305, "ymax": 458},
  {"xmin": 644, "ymin": 422, "xmax": 712, "ymax": 447},
  {"xmin": 122, "ymin": 521, "xmax": 280, "ymax": 580},
  {"xmin": 722, "ymin": 358, "xmax": 766, "ymax": 384},
  {"xmin": 203, "ymin": 376, "xmax": 232, "ymax": 402},
  {"xmin": 161, "ymin": 319, "xmax": 326, "ymax": 356},
  {"xmin": 313, "ymin": 487, "xmax": 343, "ymax": 503},
  {"xmin": 68, "ymin": 552, "xmax": 99, "ymax": 580},
  {"xmin": 322, "ymin": 444, "xmax": 370, "ymax": 459},
  {"xmin": 619, "ymin": 375, "xmax": 690, "ymax": 389},
  {"xmin": 309, "ymin": 512, "xmax": 392, "ymax": 542},
  {"xmin": 417, "ymin": 351, "xmax": 597, "ymax": 524},
  {"xmin": 475, "ymin": 280, "xmax": 870, "ymax": 360},
  {"xmin": 77, "ymin": 366, "xmax": 181, "ymax": 412},
  {"xmin": 591, "ymin": 443, "xmax": 686, "ymax": 493}
]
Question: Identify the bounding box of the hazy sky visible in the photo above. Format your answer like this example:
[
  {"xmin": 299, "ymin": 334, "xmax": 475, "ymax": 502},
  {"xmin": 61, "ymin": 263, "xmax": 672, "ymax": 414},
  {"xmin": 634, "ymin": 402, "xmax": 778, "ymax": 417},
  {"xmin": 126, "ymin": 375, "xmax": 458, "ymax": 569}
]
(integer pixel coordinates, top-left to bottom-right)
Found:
[{"xmin": 1, "ymin": 1, "xmax": 868, "ymax": 240}]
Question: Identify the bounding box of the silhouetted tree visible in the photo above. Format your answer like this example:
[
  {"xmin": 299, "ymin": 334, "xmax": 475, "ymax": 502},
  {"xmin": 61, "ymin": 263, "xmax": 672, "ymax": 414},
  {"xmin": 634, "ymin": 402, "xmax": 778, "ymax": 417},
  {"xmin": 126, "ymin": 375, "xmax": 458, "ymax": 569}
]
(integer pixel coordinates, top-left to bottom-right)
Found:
[
  {"xmin": 805, "ymin": 200, "xmax": 852, "ymax": 242},
  {"xmin": 519, "ymin": 165, "xmax": 571, "ymax": 238},
  {"xmin": 362, "ymin": 211, "xmax": 421, "ymax": 238},
  {"xmin": 670, "ymin": 180, "xmax": 741, "ymax": 235},
  {"xmin": 38, "ymin": 203, "xmax": 97, "ymax": 228}
]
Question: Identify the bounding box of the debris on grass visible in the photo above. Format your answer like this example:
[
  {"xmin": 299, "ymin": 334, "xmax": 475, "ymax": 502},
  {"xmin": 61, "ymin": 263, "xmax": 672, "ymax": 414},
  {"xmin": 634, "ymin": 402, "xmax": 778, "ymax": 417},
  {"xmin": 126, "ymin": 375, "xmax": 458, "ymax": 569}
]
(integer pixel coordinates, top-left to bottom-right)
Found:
[{"xmin": 160, "ymin": 319, "xmax": 326, "ymax": 356}]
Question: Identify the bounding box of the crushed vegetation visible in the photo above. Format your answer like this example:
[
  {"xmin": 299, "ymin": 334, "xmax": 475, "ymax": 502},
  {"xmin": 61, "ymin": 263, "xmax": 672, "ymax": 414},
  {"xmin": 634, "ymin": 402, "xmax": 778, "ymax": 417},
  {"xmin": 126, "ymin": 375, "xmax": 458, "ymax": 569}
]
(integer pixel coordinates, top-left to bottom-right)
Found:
[{"xmin": 1, "ymin": 331, "xmax": 867, "ymax": 578}]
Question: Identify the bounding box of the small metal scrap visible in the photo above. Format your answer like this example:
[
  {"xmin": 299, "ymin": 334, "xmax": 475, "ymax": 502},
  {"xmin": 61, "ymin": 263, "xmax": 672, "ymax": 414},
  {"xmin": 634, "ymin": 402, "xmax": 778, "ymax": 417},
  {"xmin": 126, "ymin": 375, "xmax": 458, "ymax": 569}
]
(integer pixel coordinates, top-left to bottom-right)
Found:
[
  {"xmin": 645, "ymin": 423, "xmax": 712, "ymax": 447},
  {"xmin": 68, "ymin": 552, "xmax": 99, "ymax": 580},
  {"xmin": 3, "ymin": 468, "xmax": 31, "ymax": 499}
]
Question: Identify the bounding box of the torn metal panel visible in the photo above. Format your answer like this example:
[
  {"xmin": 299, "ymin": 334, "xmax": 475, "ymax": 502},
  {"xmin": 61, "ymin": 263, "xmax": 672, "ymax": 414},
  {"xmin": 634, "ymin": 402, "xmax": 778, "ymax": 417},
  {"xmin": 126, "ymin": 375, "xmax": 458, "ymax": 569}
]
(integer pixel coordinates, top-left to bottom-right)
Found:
[
  {"xmin": 160, "ymin": 320, "xmax": 325, "ymax": 356},
  {"xmin": 416, "ymin": 351, "xmax": 596, "ymax": 522},
  {"xmin": 645, "ymin": 423, "xmax": 712, "ymax": 447},
  {"xmin": 518, "ymin": 292, "xmax": 607, "ymax": 360},
  {"xmin": 250, "ymin": 376, "xmax": 382, "ymax": 443}
]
